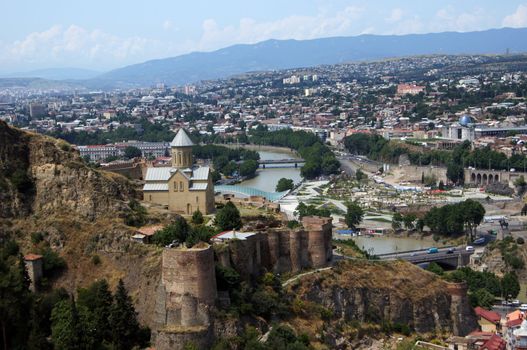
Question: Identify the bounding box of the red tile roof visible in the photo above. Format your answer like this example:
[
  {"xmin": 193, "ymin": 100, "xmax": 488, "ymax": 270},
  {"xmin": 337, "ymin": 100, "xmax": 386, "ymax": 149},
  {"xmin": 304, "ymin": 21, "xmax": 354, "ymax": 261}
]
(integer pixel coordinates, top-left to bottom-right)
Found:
[
  {"xmin": 507, "ymin": 318, "xmax": 523, "ymax": 328},
  {"xmin": 480, "ymin": 334, "xmax": 506, "ymax": 350},
  {"xmin": 475, "ymin": 306, "xmax": 501, "ymax": 324},
  {"xmin": 137, "ymin": 225, "xmax": 163, "ymax": 236},
  {"xmin": 24, "ymin": 254, "xmax": 43, "ymax": 261}
]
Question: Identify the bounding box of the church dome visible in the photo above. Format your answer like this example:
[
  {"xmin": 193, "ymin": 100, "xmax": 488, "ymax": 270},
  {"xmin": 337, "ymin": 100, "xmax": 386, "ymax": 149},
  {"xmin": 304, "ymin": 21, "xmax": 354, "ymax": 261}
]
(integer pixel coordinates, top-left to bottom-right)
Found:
[
  {"xmin": 459, "ymin": 115, "xmax": 473, "ymax": 126},
  {"xmin": 170, "ymin": 128, "xmax": 194, "ymax": 147}
]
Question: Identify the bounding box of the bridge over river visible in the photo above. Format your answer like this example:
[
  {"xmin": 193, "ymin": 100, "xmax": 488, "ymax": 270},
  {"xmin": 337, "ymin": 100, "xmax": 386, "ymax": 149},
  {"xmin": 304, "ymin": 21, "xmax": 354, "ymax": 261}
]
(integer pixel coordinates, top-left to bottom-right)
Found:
[
  {"xmin": 258, "ymin": 158, "xmax": 305, "ymax": 168},
  {"xmin": 215, "ymin": 185, "xmax": 290, "ymax": 202},
  {"xmin": 377, "ymin": 245, "xmax": 473, "ymax": 269}
]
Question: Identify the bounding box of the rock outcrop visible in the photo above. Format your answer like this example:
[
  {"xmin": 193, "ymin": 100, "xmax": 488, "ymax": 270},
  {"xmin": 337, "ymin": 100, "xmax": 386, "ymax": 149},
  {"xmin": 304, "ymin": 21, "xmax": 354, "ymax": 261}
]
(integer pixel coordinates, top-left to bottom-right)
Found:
[
  {"xmin": 0, "ymin": 120, "xmax": 135, "ymax": 220},
  {"xmin": 290, "ymin": 260, "xmax": 477, "ymax": 336}
]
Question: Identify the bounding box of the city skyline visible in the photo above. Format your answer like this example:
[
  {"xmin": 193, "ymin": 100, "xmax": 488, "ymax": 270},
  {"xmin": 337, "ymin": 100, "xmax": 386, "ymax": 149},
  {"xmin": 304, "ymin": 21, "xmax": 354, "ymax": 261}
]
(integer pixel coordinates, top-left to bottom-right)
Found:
[{"xmin": 2, "ymin": 0, "xmax": 527, "ymax": 73}]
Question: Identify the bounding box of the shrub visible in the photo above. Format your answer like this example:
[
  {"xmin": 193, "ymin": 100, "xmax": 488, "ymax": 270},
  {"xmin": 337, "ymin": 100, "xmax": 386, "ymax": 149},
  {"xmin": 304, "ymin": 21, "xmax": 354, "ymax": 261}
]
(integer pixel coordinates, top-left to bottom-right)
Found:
[
  {"xmin": 124, "ymin": 200, "xmax": 147, "ymax": 227},
  {"xmin": 31, "ymin": 232, "xmax": 45, "ymax": 245},
  {"xmin": 91, "ymin": 255, "xmax": 101, "ymax": 266},
  {"xmin": 517, "ymin": 237, "xmax": 525, "ymax": 245}
]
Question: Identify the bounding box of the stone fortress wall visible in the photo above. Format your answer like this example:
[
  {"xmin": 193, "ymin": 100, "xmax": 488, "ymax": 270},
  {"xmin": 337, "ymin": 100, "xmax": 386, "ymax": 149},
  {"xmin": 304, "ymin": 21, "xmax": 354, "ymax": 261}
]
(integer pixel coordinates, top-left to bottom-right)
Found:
[
  {"xmin": 153, "ymin": 216, "xmax": 333, "ymax": 350},
  {"xmin": 215, "ymin": 216, "xmax": 333, "ymax": 280}
]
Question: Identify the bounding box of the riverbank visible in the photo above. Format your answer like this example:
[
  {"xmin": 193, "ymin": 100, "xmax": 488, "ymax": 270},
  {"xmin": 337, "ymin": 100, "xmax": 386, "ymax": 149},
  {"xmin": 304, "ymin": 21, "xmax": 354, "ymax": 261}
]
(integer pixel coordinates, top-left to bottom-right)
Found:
[{"xmin": 215, "ymin": 143, "xmax": 300, "ymax": 157}]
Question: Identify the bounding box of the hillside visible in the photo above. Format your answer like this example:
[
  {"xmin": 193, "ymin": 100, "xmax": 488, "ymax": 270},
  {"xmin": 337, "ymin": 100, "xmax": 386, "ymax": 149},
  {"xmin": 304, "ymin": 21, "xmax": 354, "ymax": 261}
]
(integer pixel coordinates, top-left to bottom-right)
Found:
[
  {"xmin": 0, "ymin": 120, "xmax": 136, "ymax": 219},
  {"xmin": 287, "ymin": 260, "xmax": 478, "ymax": 347},
  {"xmin": 95, "ymin": 27, "xmax": 527, "ymax": 86}
]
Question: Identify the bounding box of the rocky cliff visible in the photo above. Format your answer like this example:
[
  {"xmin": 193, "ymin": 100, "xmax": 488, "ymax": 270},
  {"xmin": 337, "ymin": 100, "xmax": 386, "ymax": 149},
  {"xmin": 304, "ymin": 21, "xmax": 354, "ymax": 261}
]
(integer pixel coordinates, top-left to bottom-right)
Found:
[
  {"xmin": 289, "ymin": 260, "xmax": 477, "ymax": 338},
  {"xmin": 0, "ymin": 120, "xmax": 135, "ymax": 220}
]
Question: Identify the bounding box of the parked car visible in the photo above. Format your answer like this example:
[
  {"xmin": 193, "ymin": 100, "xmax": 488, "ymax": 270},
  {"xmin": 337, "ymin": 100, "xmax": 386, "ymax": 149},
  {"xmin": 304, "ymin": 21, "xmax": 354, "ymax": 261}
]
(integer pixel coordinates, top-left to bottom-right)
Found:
[
  {"xmin": 446, "ymin": 248, "xmax": 455, "ymax": 254},
  {"xmin": 427, "ymin": 247, "xmax": 439, "ymax": 254},
  {"xmin": 520, "ymin": 304, "xmax": 527, "ymax": 312}
]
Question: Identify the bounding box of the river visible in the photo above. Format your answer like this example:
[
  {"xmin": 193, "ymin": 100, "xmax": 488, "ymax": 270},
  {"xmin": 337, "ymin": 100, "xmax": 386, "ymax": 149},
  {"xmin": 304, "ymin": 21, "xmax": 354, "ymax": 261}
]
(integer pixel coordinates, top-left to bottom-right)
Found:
[
  {"xmin": 239, "ymin": 150, "xmax": 302, "ymax": 192},
  {"xmin": 349, "ymin": 235, "xmax": 444, "ymax": 255},
  {"xmin": 239, "ymin": 148, "xmax": 434, "ymax": 254}
]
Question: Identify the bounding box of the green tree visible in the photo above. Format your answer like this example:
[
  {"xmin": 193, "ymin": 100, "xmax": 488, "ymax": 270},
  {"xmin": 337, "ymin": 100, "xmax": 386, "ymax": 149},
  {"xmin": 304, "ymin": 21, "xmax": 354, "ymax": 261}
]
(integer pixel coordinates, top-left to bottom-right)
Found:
[
  {"xmin": 0, "ymin": 242, "xmax": 32, "ymax": 350},
  {"xmin": 191, "ymin": 209, "xmax": 204, "ymax": 225},
  {"xmin": 446, "ymin": 162, "xmax": 464, "ymax": 185},
  {"xmin": 345, "ymin": 202, "xmax": 364, "ymax": 230},
  {"xmin": 392, "ymin": 213, "xmax": 403, "ymax": 231},
  {"xmin": 109, "ymin": 280, "xmax": 147, "ymax": 350},
  {"xmin": 152, "ymin": 217, "xmax": 191, "ymax": 246},
  {"xmin": 471, "ymin": 288, "xmax": 495, "ymax": 308},
  {"xmin": 502, "ymin": 272, "xmax": 520, "ymax": 299},
  {"xmin": 294, "ymin": 203, "xmax": 331, "ymax": 219},
  {"xmin": 276, "ymin": 178, "xmax": 294, "ymax": 192},
  {"xmin": 402, "ymin": 214, "xmax": 417, "ymax": 230},
  {"xmin": 416, "ymin": 218, "xmax": 425, "ymax": 232},
  {"xmin": 215, "ymin": 201, "xmax": 242, "ymax": 231},
  {"xmin": 426, "ymin": 262, "xmax": 444, "ymax": 276},
  {"xmin": 123, "ymin": 146, "xmax": 142, "ymax": 159},
  {"xmin": 77, "ymin": 280, "xmax": 113, "ymax": 343},
  {"xmin": 51, "ymin": 298, "xmax": 97, "ymax": 350},
  {"xmin": 461, "ymin": 199, "xmax": 485, "ymax": 242},
  {"xmin": 239, "ymin": 160, "xmax": 259, "ymax": 177}
]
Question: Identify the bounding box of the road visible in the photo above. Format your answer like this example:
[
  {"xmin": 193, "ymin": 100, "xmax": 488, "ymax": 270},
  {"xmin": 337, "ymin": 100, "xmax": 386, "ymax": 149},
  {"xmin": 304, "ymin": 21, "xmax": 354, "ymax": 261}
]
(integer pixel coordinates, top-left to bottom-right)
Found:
[{"xmin": 378, "ymin": 245, "xmax": 473, "ymax": 264}]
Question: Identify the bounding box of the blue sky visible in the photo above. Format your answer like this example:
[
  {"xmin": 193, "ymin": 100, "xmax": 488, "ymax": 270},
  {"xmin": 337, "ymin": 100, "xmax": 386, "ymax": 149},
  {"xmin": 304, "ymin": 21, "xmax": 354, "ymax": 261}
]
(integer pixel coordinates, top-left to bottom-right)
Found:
[{"xmin": 1, "ymin": 0, "xmax": 527, "ymax": 73}]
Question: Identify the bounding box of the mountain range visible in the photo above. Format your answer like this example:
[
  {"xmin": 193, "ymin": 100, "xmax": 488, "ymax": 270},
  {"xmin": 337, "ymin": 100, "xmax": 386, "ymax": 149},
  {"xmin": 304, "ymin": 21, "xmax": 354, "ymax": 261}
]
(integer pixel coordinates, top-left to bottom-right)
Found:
[{"xmin": 3, "ymin": 27, "xmax": 527, "ymax": 88}]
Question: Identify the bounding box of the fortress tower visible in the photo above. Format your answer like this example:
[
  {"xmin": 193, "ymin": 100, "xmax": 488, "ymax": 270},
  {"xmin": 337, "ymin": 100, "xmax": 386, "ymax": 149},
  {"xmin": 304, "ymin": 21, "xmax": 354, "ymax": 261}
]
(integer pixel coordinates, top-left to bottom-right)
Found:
[
  {"xmin": 302, "ymin": 216, "xmax": 333, "ymax": 268},
  {"xmin": 154, "ymin": 244, "xmax": 217, "ymax": 349}
]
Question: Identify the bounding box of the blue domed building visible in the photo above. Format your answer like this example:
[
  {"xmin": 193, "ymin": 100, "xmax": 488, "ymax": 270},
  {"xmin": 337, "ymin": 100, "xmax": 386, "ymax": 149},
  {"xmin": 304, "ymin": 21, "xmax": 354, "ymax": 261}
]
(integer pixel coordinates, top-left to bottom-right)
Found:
[{"xmin": 459, "ymin": 115, "xmax": 473, "ymax": 126}]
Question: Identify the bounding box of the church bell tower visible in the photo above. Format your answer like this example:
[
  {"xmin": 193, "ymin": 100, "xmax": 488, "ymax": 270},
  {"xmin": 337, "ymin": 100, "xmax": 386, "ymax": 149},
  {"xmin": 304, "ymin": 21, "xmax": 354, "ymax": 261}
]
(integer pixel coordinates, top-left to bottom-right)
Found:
[{"xmin": 170, "ymin": 128, "xmax": 194, "ymax": 168}]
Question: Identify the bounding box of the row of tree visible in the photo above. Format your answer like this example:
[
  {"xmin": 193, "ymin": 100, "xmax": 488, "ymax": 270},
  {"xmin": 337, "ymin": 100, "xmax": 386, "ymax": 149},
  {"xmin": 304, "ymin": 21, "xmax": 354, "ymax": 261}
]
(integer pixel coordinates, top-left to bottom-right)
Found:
[
  {"xmin": 152, "ymin": 202, "xmax": 243, "ymax": 247},
  {"xmin": 249, "ymin": 126, "xmax": 340, "ymax": 179},
  {"xmin": 193, "ymin": 144, "xmax": 260, "ymax": 179}
]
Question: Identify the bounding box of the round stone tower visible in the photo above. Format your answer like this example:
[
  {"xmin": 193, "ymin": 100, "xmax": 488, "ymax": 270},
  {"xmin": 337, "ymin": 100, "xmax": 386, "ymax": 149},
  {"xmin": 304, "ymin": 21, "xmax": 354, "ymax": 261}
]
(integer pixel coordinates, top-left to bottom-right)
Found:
[
  {"xmin": 302, "ymin": 216, "xmax": 333, "ymax": 268},
  {"xmin": 171, "ymin": 128, "xmax": 194, "ymax": 169}
]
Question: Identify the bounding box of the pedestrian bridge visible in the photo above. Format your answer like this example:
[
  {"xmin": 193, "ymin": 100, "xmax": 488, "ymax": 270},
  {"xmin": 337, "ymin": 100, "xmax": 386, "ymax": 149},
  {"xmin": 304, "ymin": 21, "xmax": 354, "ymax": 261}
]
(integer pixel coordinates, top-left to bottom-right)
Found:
[{"xmin": 215, "ymin": 185, "xmax": 290, "ymax": 202}]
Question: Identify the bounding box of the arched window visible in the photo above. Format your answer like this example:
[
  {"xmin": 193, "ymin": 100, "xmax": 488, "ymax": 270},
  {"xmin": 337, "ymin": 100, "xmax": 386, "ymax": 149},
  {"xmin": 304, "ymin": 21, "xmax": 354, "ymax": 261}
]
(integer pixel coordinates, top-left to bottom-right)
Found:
[
  {"xmin": 178, "ymin": 152, "xmax": 182, "ymax": 164},
  {"xmin": 196, "ymin": 196, "xmax": 199, "ymax": 203},
  {"xmin": 173, "ymin": 182, "xmax": 177, "ymax": 192},
  {"xmin": 179, "ymin": 181, "xmax": 183, "ymax": 191}
]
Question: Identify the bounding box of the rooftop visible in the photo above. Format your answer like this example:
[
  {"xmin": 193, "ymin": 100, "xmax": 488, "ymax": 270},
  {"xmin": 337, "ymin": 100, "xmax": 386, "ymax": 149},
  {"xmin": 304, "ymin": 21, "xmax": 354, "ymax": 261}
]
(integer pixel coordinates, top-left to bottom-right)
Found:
[
  {"xmin": 211, "ymin": 231, "xmax": 258, "ymax": 242},
  {"xmin": 170, "ymin": 128, "xmax": 194, "ymax": 147}
]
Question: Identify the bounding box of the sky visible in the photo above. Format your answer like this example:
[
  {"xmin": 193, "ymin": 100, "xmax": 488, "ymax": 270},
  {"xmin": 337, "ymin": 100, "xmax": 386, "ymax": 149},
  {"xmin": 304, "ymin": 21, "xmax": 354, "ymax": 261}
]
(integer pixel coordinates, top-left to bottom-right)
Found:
[{"xmin": 1, "ymin": 0, "xmax": 527, "ymax": 73}]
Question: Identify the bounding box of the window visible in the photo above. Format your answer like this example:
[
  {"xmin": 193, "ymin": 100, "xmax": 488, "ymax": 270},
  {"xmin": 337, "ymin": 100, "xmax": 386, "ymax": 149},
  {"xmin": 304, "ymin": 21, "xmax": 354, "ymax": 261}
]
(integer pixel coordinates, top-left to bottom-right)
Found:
[
  {"xmin": 196, "ymin": 196, "xmax": 199, "ymax": 203},
  {"xmin": 179, "ymin": 181, "xmax": 183, "ymax": 191},
  {"xmin": 149, "ymin": 195, "xmax": 152, "ymax": 201},
  {"xmin": 173, "ymin": 182, "xmax": 177, "ymax": 192}
]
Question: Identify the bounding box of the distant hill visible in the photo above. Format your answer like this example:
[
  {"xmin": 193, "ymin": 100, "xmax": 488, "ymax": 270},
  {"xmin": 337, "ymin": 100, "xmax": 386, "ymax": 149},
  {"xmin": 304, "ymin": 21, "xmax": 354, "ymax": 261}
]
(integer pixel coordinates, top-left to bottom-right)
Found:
[
  {"xmin": 0, "ymin": 77, "xmax": 84, "ymax": 90},
  {"xmin": 94, "ymin": 27, "xmax": 527, "ymax": 87},
  {"xmin": 3, "ymin": 67, "xmax": 101, "ymax": 80}
]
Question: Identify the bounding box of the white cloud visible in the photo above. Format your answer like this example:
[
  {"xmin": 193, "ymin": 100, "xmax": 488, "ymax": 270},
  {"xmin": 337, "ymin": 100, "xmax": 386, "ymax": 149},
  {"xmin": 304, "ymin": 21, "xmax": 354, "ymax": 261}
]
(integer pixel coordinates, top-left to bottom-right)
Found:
[
  {"xmin": 503, "ymin": 4, "xmax": 527, "ymax": 28},
  {"xmin": 0, "ymin": 25, "xmax": 174, "ymax": 70},
  {"xmin": 195, "ymin": 6, "xmax": 364, "ymax": 51},
  {"xmin": 386, "ymin": 8, "xmax": 404, "ymax": 23},
  {"xmin": 428, "ymin": 7, "xmax": 493, "ymax": 33}
]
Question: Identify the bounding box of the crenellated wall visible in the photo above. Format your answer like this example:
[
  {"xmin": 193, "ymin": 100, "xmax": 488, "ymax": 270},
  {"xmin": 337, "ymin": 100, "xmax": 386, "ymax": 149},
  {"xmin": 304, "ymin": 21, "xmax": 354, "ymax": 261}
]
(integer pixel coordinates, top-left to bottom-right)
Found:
[{"xmin": 217, "ymin": 216, "xmax": 333, "ymax": 278}]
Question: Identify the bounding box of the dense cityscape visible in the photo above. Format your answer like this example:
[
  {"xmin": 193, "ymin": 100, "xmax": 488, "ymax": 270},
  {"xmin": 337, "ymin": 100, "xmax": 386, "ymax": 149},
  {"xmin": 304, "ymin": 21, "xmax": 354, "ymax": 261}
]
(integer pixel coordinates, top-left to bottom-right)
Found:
[{"xmin": 3, "ymin": 2, "xmax": 527, "ymax": 350}]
